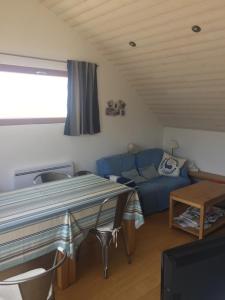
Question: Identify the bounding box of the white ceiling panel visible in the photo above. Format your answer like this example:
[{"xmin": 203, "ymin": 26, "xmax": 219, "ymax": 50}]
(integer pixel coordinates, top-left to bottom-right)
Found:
[{"xmin": 40, "ymin": 0, "xmax": 225, "ymax": 131}]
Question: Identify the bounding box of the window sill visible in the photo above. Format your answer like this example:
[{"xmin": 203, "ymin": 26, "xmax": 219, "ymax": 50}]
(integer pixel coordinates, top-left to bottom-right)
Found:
[{"xmin": 0, "ymin": 118, "xmax": 66, "ymax": 126}]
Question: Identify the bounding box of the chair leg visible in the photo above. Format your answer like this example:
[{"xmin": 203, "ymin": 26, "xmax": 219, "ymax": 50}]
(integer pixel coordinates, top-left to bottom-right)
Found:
[
  {"xmin": 48, "ymin": 291, "xmax": 55, "ymax": 300},
  {"xmin": 102, "ymin": 243, "xmax": 109, "ymax": 279},
  {"xmin": 121, "ymin": 228, "xmax": 132, "ymax": 264},
  {"xmin": 76, "ymin": 246, "xmax": 80, "ymax": 261},
  {"xmin": 97, "ymin": 232, "xmax": 112, "ymax": 279}
]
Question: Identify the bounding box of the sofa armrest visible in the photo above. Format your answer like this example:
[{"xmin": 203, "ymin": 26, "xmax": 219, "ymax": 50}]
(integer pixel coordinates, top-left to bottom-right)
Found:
[{"xmin": 180, "ymin": 166, "xmax": 189, "ymax": 178}]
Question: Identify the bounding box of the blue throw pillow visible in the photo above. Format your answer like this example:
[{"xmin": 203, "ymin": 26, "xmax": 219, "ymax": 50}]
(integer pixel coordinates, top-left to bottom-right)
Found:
[
  {"xmin": 139, "ymin": 164, "xmax": 158, "ymax": 180},
  {"xmin": 122, "ymin": 169, "xmax": 146, "ymax": 184}
]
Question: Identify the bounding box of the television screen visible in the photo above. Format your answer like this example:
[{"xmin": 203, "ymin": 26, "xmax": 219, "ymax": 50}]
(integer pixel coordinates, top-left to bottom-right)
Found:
[{"xmin": 161, "ymin": 235, "xmax": 225, "ymax": 300}]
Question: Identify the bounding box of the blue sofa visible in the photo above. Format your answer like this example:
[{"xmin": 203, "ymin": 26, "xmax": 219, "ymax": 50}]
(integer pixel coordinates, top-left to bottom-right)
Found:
[{"xmin": 96, "ymin": 148, "xmax": 191, "ymax": 216}]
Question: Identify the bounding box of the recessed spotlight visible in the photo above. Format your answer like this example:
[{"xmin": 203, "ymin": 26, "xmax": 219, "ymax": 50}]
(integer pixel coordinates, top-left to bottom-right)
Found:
[
  {"xmin": 129, "ymin": 41, "xmax": 136, "ymax": 47},
  {"xmin": 192, "ymin": 25, "xmax": 201, "ymax": 33}
]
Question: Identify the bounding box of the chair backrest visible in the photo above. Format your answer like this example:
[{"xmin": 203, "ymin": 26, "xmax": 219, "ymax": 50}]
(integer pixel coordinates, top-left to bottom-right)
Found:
[
  {"xmin": 0, "ymin": 250, "xmax": 66, "ymax": 300},
  {"xmin": 33, "ymin": 172, "xmax": 72, "ymax": 184},
  {"xmin": 95, "ymin": 191, "xmax": 132, "ymax": 230},
  {"xmin": 74, "ymin": 170, "xmax": 92, "ymax": 176}
]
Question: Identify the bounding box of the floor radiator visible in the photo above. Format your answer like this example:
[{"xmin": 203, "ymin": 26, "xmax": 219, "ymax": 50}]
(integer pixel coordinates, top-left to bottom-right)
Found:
[{"xmin": 14, "ymin": 161, "xmax": 74, "ymax": 189}]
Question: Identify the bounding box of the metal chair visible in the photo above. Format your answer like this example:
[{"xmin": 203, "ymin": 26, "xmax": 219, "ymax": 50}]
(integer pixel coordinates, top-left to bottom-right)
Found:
[
  {"xmin": 74, "ymin": 170, "xmax": 92, "ymax": 176},
  {"xmin": 33, "ymin": 172, "xmax": 72, "ymax": 184},
  {"xmin": 90, "ymin": 190, "xmax": 133, "ymax": 279},
  {"xmin": 0, "ymin": 249, "xmax": 66, "ymax": 300}
]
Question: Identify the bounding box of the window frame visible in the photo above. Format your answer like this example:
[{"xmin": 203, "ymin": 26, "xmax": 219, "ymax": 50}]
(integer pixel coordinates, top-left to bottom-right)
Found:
[{"xmin": 0, "ymin": 64, "xmax": 68, "ymax": 126}]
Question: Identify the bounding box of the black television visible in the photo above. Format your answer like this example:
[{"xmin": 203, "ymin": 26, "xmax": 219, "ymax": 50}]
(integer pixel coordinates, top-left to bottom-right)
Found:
[{"xmin": 161, "ymin": 235, "xmax": 225, "ymax": 300}]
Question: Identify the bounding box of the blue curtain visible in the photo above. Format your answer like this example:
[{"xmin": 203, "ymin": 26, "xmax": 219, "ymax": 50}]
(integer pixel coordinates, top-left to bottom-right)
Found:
[{"xmin": 64, "ymin": 60, "xmax": 100, "ymax": 136}]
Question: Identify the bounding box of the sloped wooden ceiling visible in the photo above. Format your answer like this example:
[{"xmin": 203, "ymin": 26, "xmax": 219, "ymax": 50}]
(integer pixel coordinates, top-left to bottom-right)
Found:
[{"xmin": 40, "ymin": 0, "xmax": 225, "ymax": 132}]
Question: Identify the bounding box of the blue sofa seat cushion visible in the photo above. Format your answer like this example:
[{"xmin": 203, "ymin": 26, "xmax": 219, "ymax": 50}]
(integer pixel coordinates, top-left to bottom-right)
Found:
[{"xmin": 137, "ymin": 176, "xmax": 191, "ymax": 215}]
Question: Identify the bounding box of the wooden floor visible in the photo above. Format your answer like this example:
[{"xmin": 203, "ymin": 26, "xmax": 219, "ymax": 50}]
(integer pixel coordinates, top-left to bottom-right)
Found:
[{"xmin": 56, "ymin": 211, "xmax": 195, "ymax": 300}]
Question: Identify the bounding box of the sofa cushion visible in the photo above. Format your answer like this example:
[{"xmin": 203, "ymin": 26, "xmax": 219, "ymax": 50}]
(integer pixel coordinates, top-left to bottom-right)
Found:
[
  {"xmin": 139, "ymin": 164, "xmax": 159, "ymax": 180},
  {"xmin": 158, "ymin": 152, "xmax": 186, "ymax": 177},
  {"xmin": 122, "ymin": 169, "xmax": 146, "ymax": 184},
  {"xmin": 137, "ymin": 175, "xmax": 191, "ymax": 215},
  {"xmin": 135, "ymin": 148, "xmax": 164, "ymax": 169},
  {"xmin": 150, "ymin": 175, "xmax": 190, "ymax": 189},
  {"xmin": 96, "ymin": 153, "xmax": 136, "ymax": 177}
]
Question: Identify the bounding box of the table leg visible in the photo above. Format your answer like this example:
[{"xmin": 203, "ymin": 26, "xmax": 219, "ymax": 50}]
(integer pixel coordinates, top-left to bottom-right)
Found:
[
  {"xmin": 199, "ymin": 205, "xmax": 205, "ymax": 240},
  {"xmin": 122, "ymin": 219, "xmax": 136, "ymax": 256},
  {"xmin": 57, "ymin": 253, "xmax": 77, "ymax": 290},
  {"xmin": 169, "ymin": 196, "xmax": 174, "ymax": 229}
]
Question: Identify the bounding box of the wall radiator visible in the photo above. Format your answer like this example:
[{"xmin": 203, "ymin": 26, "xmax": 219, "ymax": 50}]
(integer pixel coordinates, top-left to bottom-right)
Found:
[{"xmin": 14, "ymin": 161, "xmax": 74, "ymax": 189}]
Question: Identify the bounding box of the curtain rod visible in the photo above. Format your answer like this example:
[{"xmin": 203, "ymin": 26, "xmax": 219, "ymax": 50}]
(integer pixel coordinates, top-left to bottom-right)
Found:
[{"xmin": 0, "ymin": 51, "xmax": 67, "ymax": 64}]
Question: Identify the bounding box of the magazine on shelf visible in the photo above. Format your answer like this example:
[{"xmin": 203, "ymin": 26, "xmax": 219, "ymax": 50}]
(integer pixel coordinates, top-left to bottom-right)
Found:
[{"xmin": 174, "ymin": 206, "xmax": 225, "ymax": 229}]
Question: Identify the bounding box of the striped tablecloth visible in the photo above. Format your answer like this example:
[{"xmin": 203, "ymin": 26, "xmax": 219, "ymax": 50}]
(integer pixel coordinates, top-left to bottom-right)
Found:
[{"xmin": 0, "ymin": 174, "xmax": 144, "ymax": 271}]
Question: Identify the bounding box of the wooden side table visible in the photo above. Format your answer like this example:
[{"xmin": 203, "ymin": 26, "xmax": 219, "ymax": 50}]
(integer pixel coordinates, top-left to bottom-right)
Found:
[{"xmin": 169, "ymin": 181, "xmax": 225, "ymax": 239}]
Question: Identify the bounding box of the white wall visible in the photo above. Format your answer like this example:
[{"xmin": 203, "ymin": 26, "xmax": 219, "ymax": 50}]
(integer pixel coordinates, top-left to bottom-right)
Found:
[
  {"xmin": 0, "ymin": 0, "xmax": 162, "ymax": 191},
  {"xmin": 163, "ymin": 127, "xmax": 225, "ymax": 176}
]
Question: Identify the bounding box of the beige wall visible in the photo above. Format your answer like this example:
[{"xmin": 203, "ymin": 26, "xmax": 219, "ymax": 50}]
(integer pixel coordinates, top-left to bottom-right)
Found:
[
  {"xmin": 0, "ymin": 0, "xmax": 162, "ymax": 191},
  {"xmin": 163, "ymin": 127, "xmax": 225, "ymax": 176}
]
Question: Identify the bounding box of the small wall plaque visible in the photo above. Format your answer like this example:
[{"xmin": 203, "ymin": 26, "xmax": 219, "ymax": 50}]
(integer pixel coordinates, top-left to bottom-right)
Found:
[{"xmin": 105, "ymin": 99, "xmax": 126, "ymax": 116}]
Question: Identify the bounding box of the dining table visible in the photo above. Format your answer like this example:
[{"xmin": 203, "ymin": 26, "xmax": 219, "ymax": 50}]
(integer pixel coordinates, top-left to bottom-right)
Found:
[{"xmin": 0, "ymin": 174, "xmax": 144, "ymax": 289}]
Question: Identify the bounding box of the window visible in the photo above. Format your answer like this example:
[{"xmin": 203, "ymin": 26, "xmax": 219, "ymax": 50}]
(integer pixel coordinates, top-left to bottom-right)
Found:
[{"xmin": 0, "ymin": 64, "xmax": 68, "ymax": 125}]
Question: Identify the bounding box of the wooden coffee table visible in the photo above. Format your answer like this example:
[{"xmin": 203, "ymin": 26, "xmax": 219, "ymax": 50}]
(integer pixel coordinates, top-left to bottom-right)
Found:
[{"xmin": 169, "ymin": 181, "xmax": 225, "ymax": 239}]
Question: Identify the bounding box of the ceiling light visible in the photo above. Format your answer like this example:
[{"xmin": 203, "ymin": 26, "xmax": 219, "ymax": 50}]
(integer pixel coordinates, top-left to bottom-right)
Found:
[
  {"xmin": 129, "ymin": 41, "xmax": 136, "ymax": 47},
  {"xmin": 192, "ymin": 25, "xmax": 201, "ymax": 33}
]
